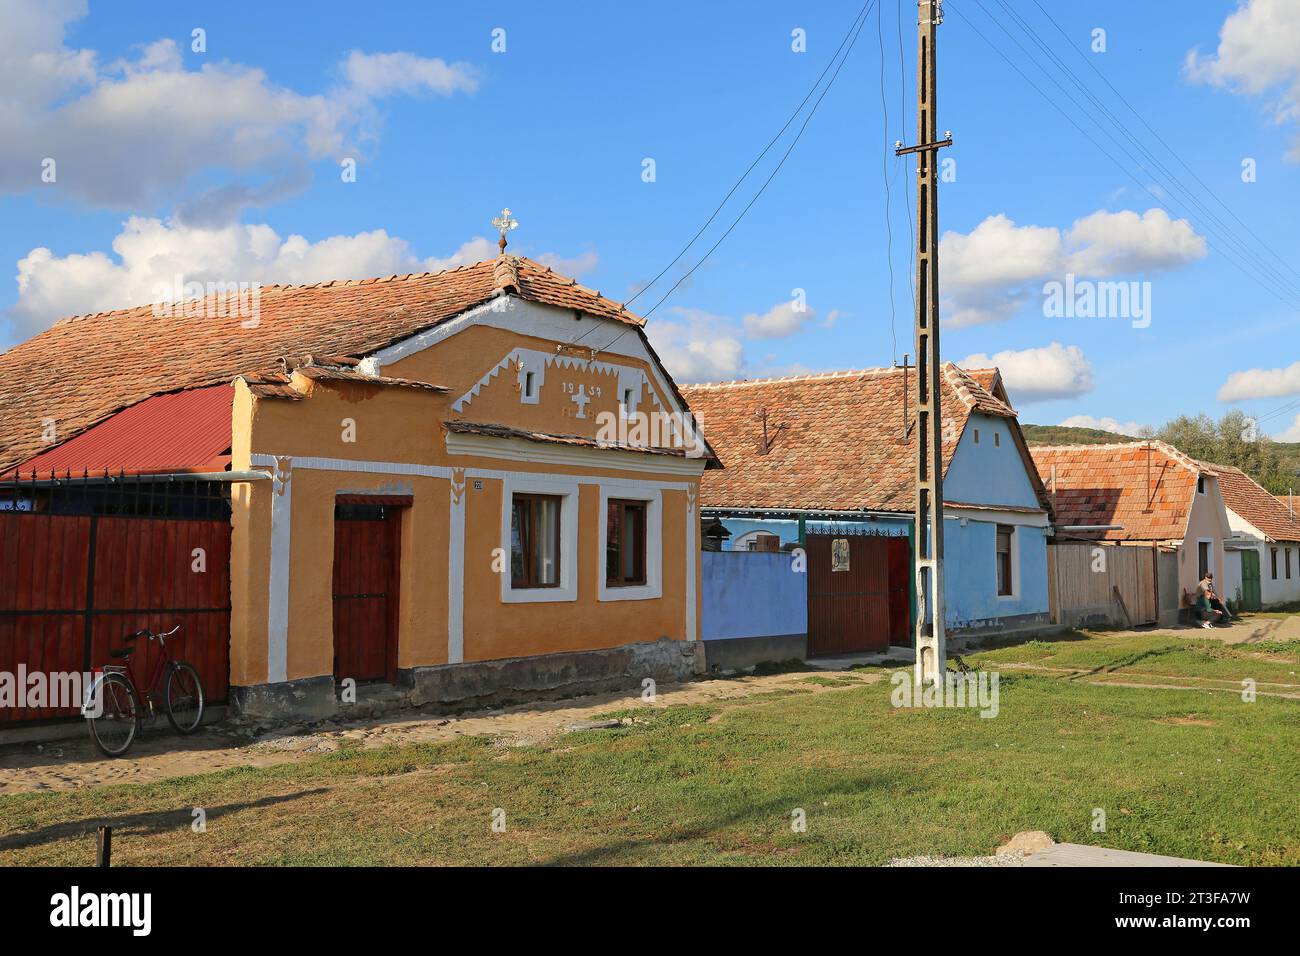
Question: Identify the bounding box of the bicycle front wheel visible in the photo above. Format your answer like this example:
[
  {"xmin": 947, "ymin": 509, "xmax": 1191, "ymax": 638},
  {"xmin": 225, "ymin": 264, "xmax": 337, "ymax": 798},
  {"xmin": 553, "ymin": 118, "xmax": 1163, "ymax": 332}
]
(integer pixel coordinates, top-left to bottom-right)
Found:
[
  {"xmin": 165, "ymin": 662, "xmax": 205, "ymax": 735},
  {"xmin": 87, "ymin": 672, "xmax": 140, "ymax": 758}
]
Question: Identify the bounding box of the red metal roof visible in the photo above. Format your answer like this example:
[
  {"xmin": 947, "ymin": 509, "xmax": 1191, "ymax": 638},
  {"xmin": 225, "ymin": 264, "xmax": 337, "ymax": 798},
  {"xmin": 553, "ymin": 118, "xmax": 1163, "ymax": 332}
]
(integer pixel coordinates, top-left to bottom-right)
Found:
[{"xmin": 10, "ymin": 385, "xmax": 234, "ymax": 477}]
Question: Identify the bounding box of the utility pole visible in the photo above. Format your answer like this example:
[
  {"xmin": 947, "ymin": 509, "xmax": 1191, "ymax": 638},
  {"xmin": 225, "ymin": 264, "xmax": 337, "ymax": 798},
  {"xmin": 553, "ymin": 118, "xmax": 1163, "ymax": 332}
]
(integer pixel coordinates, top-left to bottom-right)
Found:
[{"xmin": 896, "ymin": 0, "xmax": 952, "ymax": 687}]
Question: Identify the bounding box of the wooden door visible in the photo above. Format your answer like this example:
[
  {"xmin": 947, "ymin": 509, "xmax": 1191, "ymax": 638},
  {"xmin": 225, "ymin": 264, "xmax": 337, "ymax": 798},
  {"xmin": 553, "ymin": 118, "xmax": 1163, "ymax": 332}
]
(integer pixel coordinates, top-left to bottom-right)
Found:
[
  {"xmin": 332, "ymin": 502, "xmax": 402, "ymax": 685},
  {"xmin": 1240, "ymin": 549, "xmax": 1262, "ymax": 611},
  {"xmin": 806, "ymin": 534, "xmax": 901, "ymax": 656}
]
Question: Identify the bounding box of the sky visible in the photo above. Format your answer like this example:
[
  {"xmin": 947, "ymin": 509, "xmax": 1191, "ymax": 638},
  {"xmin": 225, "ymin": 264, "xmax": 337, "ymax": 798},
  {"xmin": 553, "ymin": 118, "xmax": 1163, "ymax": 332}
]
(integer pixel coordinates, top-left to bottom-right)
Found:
[{"xmin": 2, "ymin": 0, "xmax": 1299, "ymax": 440}]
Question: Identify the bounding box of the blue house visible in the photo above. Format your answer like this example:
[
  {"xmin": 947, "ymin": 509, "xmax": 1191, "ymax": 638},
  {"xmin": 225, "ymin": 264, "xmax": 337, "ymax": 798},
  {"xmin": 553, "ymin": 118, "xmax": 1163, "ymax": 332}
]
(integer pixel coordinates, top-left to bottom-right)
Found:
[{"xmin": 684, "ymin": 364, "xmax": 1053, "ymax": 665}]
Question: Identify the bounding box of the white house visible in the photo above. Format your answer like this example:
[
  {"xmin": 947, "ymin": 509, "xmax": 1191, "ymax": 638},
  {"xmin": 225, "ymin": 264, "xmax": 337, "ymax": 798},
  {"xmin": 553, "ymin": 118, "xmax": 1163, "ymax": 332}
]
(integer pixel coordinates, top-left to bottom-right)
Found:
[{"xmin": 1206, "ymin": 464, "xmax": 1300, "ymax": 609}]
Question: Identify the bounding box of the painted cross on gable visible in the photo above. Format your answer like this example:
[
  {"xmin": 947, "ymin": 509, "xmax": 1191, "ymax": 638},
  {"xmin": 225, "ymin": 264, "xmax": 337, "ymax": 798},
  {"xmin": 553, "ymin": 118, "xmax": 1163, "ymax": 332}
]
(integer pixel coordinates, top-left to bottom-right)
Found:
[{"xmin": 569, "ymin": 384, "xmax": 590, "ymax": 419}]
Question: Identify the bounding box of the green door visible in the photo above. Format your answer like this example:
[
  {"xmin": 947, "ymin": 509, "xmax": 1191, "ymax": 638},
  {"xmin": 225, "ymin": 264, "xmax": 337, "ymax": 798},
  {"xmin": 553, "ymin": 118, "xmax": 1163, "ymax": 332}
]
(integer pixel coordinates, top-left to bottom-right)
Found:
[{"xmin": 1240, "ymin": 549, "xmax": 1262, "ymax": 611}]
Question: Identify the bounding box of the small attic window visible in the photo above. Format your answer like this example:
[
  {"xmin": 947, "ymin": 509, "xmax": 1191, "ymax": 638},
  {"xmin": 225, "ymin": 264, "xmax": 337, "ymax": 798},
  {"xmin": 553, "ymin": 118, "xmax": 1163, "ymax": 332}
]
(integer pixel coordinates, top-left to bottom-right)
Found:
[
  {"xmin": 973, "ymin": 428, "xmax": 981, "ymax": 444},
  {"xmin": 523, "ymin": 371, "xmax": 536, "ymax": 400},
  {"xmin": 622, "ymin": 387, "xmax": 633, "ymax": 408},
  {"xmin": 994, "ymin": 431, "xmax": 1001, "ymax": 447},
  {"xmin": 1197, "ymin": 475, "xmax": 1206, "ymax": 495}
]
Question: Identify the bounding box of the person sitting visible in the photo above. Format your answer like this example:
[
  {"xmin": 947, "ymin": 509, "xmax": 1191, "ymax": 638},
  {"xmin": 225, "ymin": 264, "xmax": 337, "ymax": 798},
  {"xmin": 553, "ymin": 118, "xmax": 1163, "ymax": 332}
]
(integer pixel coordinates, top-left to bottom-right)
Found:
[{"xmin": 1204, "ymin": 572, "xmax": 1235, "ymax": 625}]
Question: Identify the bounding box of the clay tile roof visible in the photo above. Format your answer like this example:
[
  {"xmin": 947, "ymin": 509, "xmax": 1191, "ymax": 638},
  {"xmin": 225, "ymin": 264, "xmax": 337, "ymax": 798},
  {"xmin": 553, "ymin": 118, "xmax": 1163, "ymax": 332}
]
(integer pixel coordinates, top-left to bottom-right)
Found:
[
  {"xmin": 0, "ymin": 254, "xmax": 645, "ymax": 473},
  {"xmin": 293, "ymin": 362, "xmax": 450, "ymax": 392},
  {"xmin": 1029, "ymin": 440, "xmax": 1202, "ymax": 541},
  {"xmin": 443, "ymin": 420, "xmax": 691, "ymax": 458},
  {"xmin": 681, "ymin": 362, "xmax": 1042, "ymax": 513},
  {"xmin": 1199, "ymin": 462, "xmax": 1300, "ymax": 543}
]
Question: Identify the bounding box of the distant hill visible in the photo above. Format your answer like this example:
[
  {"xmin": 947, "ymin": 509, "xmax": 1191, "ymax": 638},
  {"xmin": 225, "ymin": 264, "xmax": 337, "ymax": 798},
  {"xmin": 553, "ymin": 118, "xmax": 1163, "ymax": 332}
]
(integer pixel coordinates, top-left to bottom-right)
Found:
[{"xmin": 1022, "ymin": 423, "xmax": 1137, "ymax": 445}]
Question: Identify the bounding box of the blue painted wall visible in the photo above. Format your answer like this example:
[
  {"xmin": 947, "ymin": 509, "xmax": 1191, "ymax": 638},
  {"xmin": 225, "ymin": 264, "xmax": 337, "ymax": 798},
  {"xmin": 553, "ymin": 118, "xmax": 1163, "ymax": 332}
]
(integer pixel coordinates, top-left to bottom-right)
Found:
[
  {"xmin": 701, "ymin": 550, "xmax": 807, "ymax": 641},
  {"xmin": 709, "ymin": 512, "xmax": 1049, "ymax": 632},
  {"xmin": 941, "ymin": 517, "xmax": 1049, "ymax": 629},
  {"xmin": 704, "ymin": 414, "xmax": 1051, "ymax": 635},
  {"xmin": 944, "ymin": 413, "xmax": 1041, "ymax": 509}
]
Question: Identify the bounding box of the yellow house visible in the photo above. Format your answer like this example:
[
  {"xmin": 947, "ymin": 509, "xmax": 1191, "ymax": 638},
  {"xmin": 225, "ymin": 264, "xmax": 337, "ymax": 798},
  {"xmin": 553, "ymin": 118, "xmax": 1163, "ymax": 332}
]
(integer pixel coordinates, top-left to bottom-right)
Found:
[{"xmin": 0, "ymin": 248, "xmax": 715, "ymax": 720}]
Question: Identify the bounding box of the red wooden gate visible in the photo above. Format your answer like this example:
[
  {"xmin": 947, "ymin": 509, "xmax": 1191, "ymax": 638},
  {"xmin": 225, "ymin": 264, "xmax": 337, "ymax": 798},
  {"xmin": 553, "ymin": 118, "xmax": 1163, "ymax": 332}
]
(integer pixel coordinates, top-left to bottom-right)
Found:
[
  {"xmin": 806, "ymin": 534, "xmax": 910, "ymax": 656},
  {"xmin": 332, "ymin": 501, "xmax": 403, "ymax": 685},
  {"xmin": 0, "ymin": 488, "xmax": 231, "ymax": 723}
]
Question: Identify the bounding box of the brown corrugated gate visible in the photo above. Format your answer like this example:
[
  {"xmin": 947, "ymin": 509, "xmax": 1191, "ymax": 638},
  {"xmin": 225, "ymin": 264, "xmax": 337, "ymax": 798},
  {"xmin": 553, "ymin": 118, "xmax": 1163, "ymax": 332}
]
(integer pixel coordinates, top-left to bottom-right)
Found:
[
  {"xmin": 806, "ymin": 533, "xmax": 910, "ymax": 655},
  {"xmin": 0, "ymin": 476, "xmax": 232, "ymax": 723}
]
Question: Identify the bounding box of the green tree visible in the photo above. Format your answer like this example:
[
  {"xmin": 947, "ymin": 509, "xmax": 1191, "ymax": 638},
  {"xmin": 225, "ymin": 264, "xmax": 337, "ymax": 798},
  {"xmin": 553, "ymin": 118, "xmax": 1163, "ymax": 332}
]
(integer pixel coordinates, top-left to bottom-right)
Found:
[{"xmin": 1156, "ymin": 411, "xmax": 1294, "ymax": 494}]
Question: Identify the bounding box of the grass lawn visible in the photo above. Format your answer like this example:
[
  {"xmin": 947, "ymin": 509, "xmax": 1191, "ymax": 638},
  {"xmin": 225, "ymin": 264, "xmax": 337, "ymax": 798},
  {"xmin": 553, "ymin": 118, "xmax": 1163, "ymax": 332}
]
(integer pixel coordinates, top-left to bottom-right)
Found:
[{"xmin": 1, "ymin": 629, "xmax": 1297, "ymax": 866}]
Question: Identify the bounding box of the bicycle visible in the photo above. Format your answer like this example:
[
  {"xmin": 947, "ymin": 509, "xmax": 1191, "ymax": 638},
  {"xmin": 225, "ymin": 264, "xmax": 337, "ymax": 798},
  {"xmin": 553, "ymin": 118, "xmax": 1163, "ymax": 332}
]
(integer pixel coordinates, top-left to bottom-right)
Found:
[{"xmin": 85, "ymin": 624, "xmax": 206, "ymax": 758}]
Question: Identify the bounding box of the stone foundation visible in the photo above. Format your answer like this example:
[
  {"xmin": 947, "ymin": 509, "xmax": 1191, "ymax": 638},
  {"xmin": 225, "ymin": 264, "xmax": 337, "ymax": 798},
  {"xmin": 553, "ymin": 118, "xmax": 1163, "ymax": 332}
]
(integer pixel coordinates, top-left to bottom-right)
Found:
[
  {"xmin": 229, "ymin": 638, "xmax": 706, "ymax": 721},
  {"xmin": 399, "ymin": 637, "xmax": 705, "ymax": 708}
]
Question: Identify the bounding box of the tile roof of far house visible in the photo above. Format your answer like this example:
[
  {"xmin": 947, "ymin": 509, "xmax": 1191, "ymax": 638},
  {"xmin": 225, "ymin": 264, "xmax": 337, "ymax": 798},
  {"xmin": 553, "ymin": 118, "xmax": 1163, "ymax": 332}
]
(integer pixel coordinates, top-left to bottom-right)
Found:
[
  {"xmin": 680, "ymin": 363, "xmax": 1046, "ymax": 514},
  {"xmin": 1199, "ymin": 462, "xmax": 1300, "ymax": 543},
  {"xmin": 1029, "ymin": 440, "xmax": 1206, "ymax": 541},
  {"xmin": 0, "ymin": 255, "xmax": 646, "ymax": 474}
]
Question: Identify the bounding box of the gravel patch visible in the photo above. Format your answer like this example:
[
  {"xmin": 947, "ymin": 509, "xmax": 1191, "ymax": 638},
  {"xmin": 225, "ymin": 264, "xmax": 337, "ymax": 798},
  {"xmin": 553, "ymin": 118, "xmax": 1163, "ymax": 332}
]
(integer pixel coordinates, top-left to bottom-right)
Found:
[{"xmin": 887, "ymin": 851, "xmax": 1026, "ymax": 867}]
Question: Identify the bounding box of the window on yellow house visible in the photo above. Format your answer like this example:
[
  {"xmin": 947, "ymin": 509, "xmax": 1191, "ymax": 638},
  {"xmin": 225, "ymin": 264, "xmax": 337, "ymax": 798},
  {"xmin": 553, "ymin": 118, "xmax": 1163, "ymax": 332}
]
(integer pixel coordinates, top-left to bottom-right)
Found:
[
  {"xmin": 511, "ymin": 493, "xmax": 561, "ymax": 588},
  {"xmin": 606, "ymin": 499, "xmax": 647, "ymax": 586}
]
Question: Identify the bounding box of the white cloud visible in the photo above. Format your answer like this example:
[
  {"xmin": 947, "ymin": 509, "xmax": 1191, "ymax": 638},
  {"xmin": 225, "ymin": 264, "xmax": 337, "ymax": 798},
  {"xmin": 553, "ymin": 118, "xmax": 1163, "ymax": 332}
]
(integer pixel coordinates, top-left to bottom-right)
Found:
[
  {"xmin": 4, "ymin": 218, "xmax": 592, "ymax": 342},
  {"xmin": 940, "ymin": 209, "xmax": 1205, "ymax": 327},
  {"xmin": 645, "ymin": 308, "xmax": 744, "ymax": 383},
  {"xmin": 1274, "ymin": 414, "xmax": 1300, "ymax": 442},
  {"xmin": 1219, "ymin": 360, "xmax": 1300, "ymax": 401},
  {"xmin": 742, "ymin": 299, "xmax": 818, "ymax": 339},
  {"xmin": 534, "ymin": 249, "xmax": 600, "ymax": 277},
  {"xmin": 958, "ymin": 343, "xmax": 1094, "ymax": 403},
  {"xmin": 1059, "ymin": 414, "xmax": 1151, "ymax": 437},
  {"xmin": 0, "ymin": 1, "xmax": 478, "ymax": 215},
  {"xmin": 340, "ymin": 51, "xmax": 478, "ymax": 98},
  {"xmin": 1064, "ymin": 209, "xmax": 1207, "ymax": 275},
  {"xmin": 1186, "ymin": 0, "xmax": 1300, "ymax": 160}
]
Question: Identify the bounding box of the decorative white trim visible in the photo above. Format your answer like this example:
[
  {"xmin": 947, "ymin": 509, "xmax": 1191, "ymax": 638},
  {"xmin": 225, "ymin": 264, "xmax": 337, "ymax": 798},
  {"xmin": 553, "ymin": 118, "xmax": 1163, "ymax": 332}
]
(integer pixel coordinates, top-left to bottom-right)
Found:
[
  {"xmin": 685, "ymin": 486, "xmax": 698, "ymax": 641},
  {"xmin": 448, "ymin": 469, "xmax": 467, "ymax": 663},
  {"xmin": 944, "ymin": 505, "xmax": 1050, "ymax": 528},
  {"xmin": 500, "ymin": 475, "xmax": 580, "ymax": 603},
  {"xmin": 597, "ymin": 486, "xmax": 663, "ymax": 602},
  {"xmin": 250, "ymin": 452, "xmax": 695, "ymax": 492},
  {"xmin": 444, "ymin": 430, "xmax": 707, "ymax": 477},
  {"xmin": 251, "ymin": 453, "xmax": 451, "ymax": 479},
  {"xmin": 266, "ymin": 457, "xmax": 293, "ymax": 684},
  {"xmin": 360, "ymin": 296, "xmax": 688, "ymax": 433}
]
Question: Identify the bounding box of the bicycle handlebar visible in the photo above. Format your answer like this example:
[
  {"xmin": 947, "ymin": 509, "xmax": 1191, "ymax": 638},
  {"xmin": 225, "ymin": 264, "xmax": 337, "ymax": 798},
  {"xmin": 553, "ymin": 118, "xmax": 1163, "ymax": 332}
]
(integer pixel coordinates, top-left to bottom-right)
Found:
[{"xmin": 124, "ymin": 625, "xmax": 182, "ymax": 642}]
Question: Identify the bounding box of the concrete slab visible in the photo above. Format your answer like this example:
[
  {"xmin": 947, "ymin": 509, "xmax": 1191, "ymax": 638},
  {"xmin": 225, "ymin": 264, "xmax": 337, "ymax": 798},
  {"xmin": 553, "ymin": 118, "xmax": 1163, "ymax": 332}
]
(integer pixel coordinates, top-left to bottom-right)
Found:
[
  {"xmin": 1022, "ymin": 843, "xmax": 1232, "ymax": 867},
  {"xmin": 807, "ymin": 648, "xmax": 915, "ymax": 671}
]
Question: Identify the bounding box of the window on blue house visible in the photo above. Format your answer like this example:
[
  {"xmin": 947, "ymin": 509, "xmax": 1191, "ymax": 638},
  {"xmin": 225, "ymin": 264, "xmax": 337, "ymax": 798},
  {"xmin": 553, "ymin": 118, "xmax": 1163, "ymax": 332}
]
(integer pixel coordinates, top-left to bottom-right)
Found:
[{"xmin": 996, "ymin": 524, "xmax": 1014, "ymax": 596}]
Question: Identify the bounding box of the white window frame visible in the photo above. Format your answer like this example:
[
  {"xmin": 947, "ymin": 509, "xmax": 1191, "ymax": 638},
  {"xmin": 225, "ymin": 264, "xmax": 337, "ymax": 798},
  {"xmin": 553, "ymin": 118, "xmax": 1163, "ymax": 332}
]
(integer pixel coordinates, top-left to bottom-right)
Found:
[
  {"xmin": 597, "ymin": 485, "xmax": 663, "ymax": 601},
  {"xmin": 1197, "ymin": 536, "xmax": 1216, "ymax": 581},
  {"xmin": 501, "ymin": 476, "xmax": 579, "ymax": 603}
]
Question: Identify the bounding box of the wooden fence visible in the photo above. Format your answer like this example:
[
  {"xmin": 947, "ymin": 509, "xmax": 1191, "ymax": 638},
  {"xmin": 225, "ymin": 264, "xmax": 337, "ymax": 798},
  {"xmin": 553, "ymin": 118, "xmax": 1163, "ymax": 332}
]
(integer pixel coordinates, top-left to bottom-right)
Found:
[{"xmin": 1048, "ymin": 542, "xmax": 1158, "ymax": 628}]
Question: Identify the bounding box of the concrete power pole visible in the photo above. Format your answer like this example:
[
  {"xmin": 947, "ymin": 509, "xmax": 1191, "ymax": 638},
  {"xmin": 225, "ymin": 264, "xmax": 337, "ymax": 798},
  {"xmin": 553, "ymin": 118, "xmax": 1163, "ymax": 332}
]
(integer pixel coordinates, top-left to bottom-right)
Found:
[{"xmin": 896, "ymin": 0, "xmax": 952, "ymax": 687}]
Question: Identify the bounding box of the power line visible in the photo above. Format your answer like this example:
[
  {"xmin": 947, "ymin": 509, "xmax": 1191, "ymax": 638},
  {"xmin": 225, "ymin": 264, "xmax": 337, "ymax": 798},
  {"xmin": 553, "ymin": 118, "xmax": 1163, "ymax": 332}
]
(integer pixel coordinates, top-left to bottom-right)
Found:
[
  {"xmin": 588, "ymin": 0, "xmax": 879, "ymax": 358},
  {"xmin": 621, "ymin": 0, "xmax": 878, "ymax": 310},
  {"xmin": 982, "ymin": 0, "xmax": 1300, "ymax": 304},
  {"xmin": 1027, "ymin": 0, "xmax": 1300, "ymax": 290},
  {"xmin": 877, "ymin": 0, "xmax": 898, "ymax": 363},
  {"xmin": 947, "ymin": 0, "xmax": 1300, "ymax": 312}
]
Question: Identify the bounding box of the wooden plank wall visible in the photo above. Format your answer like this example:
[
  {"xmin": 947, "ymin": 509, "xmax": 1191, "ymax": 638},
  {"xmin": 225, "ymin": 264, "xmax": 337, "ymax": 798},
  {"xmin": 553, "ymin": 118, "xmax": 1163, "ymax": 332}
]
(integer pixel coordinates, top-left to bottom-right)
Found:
[{"xmin": 1049, "ymin": 542, "xmax": 1157, "ymax": 625}]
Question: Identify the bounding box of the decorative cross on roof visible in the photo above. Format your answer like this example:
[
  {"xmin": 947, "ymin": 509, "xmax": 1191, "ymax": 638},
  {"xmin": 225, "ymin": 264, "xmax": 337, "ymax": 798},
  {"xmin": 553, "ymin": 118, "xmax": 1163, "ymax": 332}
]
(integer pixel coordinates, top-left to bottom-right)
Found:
[{"xmin": 492, "ymin": 207, "xmax": 519, "ymax": 251}]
